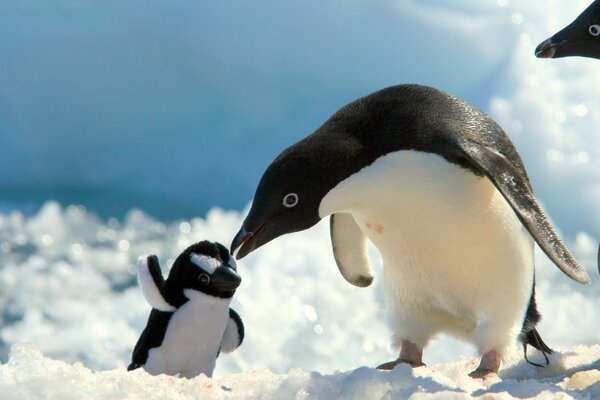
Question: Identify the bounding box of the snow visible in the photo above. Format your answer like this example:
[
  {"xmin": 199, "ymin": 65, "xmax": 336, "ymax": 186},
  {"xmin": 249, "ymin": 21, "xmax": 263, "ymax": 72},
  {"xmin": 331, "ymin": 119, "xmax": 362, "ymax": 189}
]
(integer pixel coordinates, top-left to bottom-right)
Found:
[
  {"xmin": 1, "ymin": 0, "xmax": 600, "ymax": 398},
  {"xmin": 0, "ymin": 203, "xmax": 599, "ymax": 399},
  {"xmin": 2, "ymin": 342, "xmax": 600, "ymax": 399}
]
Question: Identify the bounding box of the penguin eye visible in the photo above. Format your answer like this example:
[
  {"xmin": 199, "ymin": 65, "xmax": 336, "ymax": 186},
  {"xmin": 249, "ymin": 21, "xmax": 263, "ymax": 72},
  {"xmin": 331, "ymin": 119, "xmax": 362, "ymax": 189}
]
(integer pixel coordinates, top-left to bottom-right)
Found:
[
  {"xmin": 282, "ymin": 193, "xmax": 299, "ymax": 208},
  {"xmin": 198, "ymin": 273, "xmax": 211, "ymax": 285},
  {"xmin": 589, "ymin": 24, "xmax": 600, "ymax": 37}
]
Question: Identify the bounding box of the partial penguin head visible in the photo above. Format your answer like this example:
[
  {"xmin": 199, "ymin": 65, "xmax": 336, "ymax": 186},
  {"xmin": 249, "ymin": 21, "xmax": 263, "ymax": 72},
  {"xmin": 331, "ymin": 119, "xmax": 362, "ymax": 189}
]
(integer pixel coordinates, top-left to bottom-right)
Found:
[
  {"xmin": 169, "ymin": 241, "xmax": 241, "ymax": 299},
  {"xmin": 535, "ymin": 0, "xmax": 600, "ymax": 59},
  {"xmin": 231, "ymin": 140, "xmax": 344, "ymax": 259}
]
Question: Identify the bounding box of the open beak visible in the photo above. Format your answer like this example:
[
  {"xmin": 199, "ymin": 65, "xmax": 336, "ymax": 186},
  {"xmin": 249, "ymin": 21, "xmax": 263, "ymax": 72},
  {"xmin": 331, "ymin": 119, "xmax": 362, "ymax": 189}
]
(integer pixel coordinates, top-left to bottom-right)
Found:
[
  {"xmin": 230, "ymin": 222, "xmax": 266, "ymax": 260},
  {"xmin": 535, "ymin": 38, "xmax": 563, "ymax": 58}
]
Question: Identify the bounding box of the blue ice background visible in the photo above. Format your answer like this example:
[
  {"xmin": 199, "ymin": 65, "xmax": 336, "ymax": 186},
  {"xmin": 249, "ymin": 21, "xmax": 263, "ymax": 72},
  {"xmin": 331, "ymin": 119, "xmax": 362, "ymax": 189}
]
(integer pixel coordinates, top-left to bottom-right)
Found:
[{"xmin": 0, "ymin": 1, "xmax": 513, "ymax": 217}]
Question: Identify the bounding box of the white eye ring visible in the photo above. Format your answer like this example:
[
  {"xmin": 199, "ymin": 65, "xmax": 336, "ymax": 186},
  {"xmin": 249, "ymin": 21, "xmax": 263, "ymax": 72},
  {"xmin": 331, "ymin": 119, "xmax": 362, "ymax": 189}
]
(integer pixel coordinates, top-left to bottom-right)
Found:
[
  {"xmin": 282, "ymin": 193, "xmax": 299, "ymax": 208},
  {"xmin": 589, "ymin": 24, "xmax": 600, "ymax": 36}
]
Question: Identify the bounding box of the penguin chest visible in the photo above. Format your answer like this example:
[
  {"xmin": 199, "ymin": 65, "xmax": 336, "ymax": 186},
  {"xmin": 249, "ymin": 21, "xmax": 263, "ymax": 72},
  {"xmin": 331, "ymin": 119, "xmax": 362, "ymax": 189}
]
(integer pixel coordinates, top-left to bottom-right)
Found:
[
  {"xmin": 321, "ymin": 150, "xmax": 534, "ymax": 321},
  {"xmin": 146, "ymin": 294, "xmax": 230, "ymax": 377}
]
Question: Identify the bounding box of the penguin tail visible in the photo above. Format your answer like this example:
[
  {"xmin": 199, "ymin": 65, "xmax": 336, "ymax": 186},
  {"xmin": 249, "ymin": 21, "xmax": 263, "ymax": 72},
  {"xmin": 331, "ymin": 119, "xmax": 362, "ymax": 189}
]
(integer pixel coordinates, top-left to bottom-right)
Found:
[{"xmin": 522, "ymin": 328, "xmax": 553, "ymax": 367}]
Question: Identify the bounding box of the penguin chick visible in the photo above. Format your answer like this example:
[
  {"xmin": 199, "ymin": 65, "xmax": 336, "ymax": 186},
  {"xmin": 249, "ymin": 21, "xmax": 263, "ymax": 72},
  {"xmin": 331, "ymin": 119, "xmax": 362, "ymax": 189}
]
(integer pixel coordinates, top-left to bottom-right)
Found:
[
  {"xmin": 536, "ymin": 0, "xmax": 600, "ymax": 59},
  {"xmin": 128, "ymin": 241, "xmax": 244, "ymax": 378}
]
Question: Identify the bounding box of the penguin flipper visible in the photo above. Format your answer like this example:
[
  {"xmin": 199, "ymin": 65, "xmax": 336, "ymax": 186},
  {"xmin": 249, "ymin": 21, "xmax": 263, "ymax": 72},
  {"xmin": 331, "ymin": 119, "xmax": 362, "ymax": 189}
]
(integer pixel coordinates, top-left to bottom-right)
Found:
[
  {"xmin": 220, "ymin": 308, "xmax": 245, "ymax": 353},
  {"xmin": 137, "ymin": 255, "xmax": 177, "ymax": 311},
  {"xmin": 460, "ymin": 141, "xmax": 590, "ymax": 285},
  {"xmin": 329, "ymin": 213, "xmax": 374, "ymax": 287}
]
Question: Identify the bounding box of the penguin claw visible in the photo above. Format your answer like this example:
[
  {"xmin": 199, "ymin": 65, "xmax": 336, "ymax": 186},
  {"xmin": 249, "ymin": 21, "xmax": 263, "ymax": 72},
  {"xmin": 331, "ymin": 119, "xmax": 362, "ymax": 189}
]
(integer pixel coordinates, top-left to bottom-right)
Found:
[{"xmin": 376, "ymin": 359, "xmax": 426, "ymax": 370}]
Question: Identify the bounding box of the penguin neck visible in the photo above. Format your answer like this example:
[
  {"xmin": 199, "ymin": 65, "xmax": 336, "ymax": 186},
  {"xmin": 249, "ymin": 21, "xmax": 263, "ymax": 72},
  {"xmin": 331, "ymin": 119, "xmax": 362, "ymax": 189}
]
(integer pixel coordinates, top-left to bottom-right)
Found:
[{"xmin": 183, "ymin": 289, "xmax": 233, "ymax": 306}]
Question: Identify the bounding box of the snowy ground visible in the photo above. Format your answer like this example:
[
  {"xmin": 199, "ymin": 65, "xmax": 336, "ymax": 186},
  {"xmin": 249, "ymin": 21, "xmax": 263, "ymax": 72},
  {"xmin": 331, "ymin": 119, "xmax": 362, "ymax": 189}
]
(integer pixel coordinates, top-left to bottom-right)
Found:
[{"xmin": 0, "ymin": 203, "xmax": 599, "ymax": 399}]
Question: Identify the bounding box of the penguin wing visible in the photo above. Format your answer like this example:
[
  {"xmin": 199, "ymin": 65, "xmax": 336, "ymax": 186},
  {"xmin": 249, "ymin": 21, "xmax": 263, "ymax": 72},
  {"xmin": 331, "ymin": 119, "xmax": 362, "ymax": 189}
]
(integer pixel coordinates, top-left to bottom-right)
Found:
[
  {"xmin": 220, "ymin": 308, "xmax": 244, "ymax": 353},
  {"xmin": 459, "ymin": 140, "xmax": 590, "ymax": 284},
  {"xmin": 137, "ymin": 256, "xmax": 177, "ymax": 312},
  {"xmin": 329, "ymin": 213, "xmax": 375, "ymax": 287}
]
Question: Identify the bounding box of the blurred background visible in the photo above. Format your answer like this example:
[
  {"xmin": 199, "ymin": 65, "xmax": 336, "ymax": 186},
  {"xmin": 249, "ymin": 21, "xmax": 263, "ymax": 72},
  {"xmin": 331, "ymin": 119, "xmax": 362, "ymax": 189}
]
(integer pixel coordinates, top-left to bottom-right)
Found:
[
  {"xmin": 0, "ymin": 0, "xmax": 599, "ymax": 375},
  {"xmin": 0, "ymin": 0, "xmax": 598, "ymax": 235}
]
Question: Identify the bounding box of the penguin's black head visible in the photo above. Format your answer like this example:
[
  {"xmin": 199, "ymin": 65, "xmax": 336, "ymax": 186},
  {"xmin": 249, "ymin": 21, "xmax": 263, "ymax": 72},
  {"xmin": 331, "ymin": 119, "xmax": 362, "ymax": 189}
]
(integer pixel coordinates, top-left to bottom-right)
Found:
[
  {"xmin": 169, "ymin": 241, "xmax": 241, "ymax": 299},
  {"xmin": 231, "ymin": 140, "xmax": 340, "ymax": 259},
  {"xmin": 535, "ymin": 0, "xmax": 600, "ymax": 59}
]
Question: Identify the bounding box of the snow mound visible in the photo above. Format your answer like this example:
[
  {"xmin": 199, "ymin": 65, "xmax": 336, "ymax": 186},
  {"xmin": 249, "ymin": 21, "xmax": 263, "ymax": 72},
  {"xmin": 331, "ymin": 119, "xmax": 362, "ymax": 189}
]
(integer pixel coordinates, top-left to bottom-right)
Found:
[{"xmin": 1, "ymin": 342, "xmax": 600, "ymax": 400}]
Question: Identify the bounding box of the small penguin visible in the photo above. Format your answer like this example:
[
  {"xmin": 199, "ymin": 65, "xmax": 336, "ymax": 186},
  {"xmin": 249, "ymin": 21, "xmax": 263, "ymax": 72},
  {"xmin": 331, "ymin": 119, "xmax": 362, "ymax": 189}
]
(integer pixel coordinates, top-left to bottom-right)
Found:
[
  {"xmin": 231, "ymin": 84, "xmax": 590, "ymax": 379},
  {"xmin": 128, "ymin": 241, "xmax": 244, "ymax": 378},
  {"xmin": 535, "ymin": 0, "xmax": 600, "ymax": 59}
]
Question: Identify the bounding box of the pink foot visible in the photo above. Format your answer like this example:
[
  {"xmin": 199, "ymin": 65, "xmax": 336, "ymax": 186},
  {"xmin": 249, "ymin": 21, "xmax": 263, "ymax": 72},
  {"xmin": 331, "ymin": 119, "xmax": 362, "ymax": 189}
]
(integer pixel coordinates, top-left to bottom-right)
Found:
[
  {"xmin": 377, "ymin": 340, "xmax": 426, "ymax": 370},
  {"xmin": 469, "ymin": 349, "xmax": 501, "ymax": 379}
]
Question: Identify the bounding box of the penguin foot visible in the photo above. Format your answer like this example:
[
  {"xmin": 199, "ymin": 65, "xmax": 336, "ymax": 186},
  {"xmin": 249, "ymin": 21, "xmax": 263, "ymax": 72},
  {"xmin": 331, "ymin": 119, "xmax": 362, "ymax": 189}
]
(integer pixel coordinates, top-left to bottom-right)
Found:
[
  {"xmin": 469, "ymin": 349, "xmax": 501, "ymax": 379},
  {"xmin": 377, "ymin": 339, "xmax": 425, "ymax": 370},
  {"xmin": 377, "ymin": 359, "xmax": 426, "ymax": 370},
  {"xmin": 468, "ymin": 368, "xmax": 498, "ymax": 380}
]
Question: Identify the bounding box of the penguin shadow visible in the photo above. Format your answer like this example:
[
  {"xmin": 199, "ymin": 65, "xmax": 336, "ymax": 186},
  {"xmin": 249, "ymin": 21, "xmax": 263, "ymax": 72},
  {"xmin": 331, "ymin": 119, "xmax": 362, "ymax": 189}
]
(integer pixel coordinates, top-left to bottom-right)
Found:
[
  {"xmin": 472, "ymin": 351, "xmax": 600, "ymax": 397},
  {"xmin": 304, "ymin": 365, "xmax": 464, "ymax": 398}
]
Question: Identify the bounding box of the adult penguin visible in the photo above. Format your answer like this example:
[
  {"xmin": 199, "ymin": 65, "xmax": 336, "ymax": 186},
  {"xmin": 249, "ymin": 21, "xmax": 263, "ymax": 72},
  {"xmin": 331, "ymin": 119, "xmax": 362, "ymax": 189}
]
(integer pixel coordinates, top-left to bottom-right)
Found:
[
  {"xmin": 536, "ymin": 0, "xmax": 600, "ymax": 59},
  {"xmin": 231, "ymin": 84, "xmax": 590, "ymax": 378}
]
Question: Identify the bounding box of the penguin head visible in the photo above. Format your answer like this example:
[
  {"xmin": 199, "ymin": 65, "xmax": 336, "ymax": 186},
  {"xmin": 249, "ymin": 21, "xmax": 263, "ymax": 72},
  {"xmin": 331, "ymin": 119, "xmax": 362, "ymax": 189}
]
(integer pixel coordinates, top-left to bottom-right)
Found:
[
  {"xmin": 535, "ymin": 0, "xmax": 600, "ymax": 59},
  {"xmin": 169, "ymin": 241, "xmax": 241, "ymax": 299},
  {"xmin": 231, "ymin": 140, "xmax": 342, "ymax": 259}
]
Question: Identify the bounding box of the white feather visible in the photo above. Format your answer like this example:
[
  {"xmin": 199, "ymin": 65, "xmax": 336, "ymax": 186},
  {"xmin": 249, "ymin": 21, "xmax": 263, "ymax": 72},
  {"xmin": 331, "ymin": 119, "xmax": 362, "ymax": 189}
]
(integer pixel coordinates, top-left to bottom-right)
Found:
[
  {"xmin": 190, "ymin": 253, "xmax": 220, "ymax": 274},
  {"xmin": 136, "ymin": 256, "xmax": 176, "ymax": 312},
  {"xmin": 319, "ymin": 150, "xmax": 534, "ymax": 356}
]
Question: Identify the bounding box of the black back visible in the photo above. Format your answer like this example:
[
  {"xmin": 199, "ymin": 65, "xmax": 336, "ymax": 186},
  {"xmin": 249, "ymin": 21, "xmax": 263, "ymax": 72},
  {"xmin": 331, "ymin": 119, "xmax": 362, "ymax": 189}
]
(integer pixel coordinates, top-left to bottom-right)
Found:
[
  {"xmin": 238, "ymin": 85, "xmax": 589, "ymax": 284},
  {"xmin": 128, "ymin": 309, "xmax": 173, "ymax": 370}
]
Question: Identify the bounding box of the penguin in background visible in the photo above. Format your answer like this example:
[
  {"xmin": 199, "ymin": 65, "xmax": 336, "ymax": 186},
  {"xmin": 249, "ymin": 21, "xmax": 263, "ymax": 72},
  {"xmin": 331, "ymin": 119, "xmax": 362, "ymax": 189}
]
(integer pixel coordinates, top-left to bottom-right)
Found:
[
  {"xmin": 231, "ymin": 84, "xmax": 591, "ymax": 379},
  {"xmin": 128, "ymin": 241, "xmax": 244, "ymax": 378},
  {"xmin": 536, "ymin": 0, "xmax": 600, "ymax": 59}
]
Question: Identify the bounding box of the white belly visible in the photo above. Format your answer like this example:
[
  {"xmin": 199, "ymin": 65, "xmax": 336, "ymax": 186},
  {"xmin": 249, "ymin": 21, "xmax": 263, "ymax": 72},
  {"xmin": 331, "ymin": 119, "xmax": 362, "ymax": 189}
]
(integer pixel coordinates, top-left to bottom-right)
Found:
[
  {"xmin": 145, "ymin": 291, "xmax": 231, "ymax": 378},
  {"xmin": 320, "ymin": 150, "xmax": 534, "ymax": 352}
]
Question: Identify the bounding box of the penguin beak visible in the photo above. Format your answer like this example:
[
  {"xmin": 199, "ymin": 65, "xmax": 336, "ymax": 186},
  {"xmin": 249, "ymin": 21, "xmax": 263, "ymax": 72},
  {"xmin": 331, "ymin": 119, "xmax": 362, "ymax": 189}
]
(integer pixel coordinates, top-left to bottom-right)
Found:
[
  {"xmin": 211, "ymin": 265, "xmax": 242, "ymax": 291},
  {"xmin": 535, "ymin": 38, "xmax": 563, "ymax": 58},
  {"xmin": 230, "ymin": 222, "xmax": 266, "ymax": 260}
]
